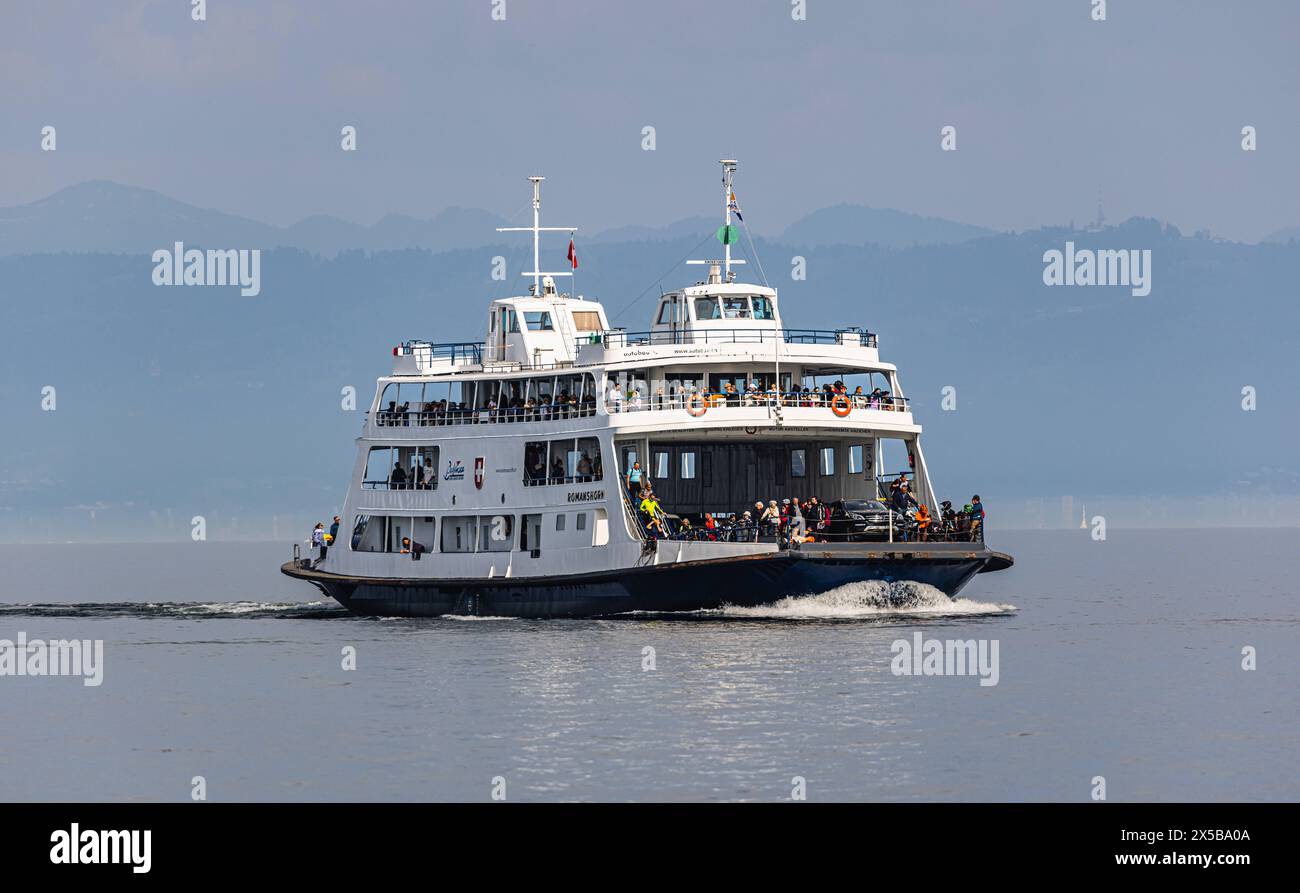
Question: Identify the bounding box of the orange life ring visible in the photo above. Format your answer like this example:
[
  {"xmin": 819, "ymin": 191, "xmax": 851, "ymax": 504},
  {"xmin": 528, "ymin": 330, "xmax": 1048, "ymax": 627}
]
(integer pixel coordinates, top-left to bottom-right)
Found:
[
  {"xmin": 830, "ymin": 394, "xmax": 852, "ymax": 417},
  {"xmin": 686, "ymin": 394, "xmax": 708, "ymax": 417}
]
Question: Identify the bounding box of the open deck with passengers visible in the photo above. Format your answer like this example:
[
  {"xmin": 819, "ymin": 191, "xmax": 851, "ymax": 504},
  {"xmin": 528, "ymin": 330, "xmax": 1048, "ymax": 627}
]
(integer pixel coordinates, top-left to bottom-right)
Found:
[{"xmin": 282, "ymin": 161, "xmax": 1012, "ymax": 618}]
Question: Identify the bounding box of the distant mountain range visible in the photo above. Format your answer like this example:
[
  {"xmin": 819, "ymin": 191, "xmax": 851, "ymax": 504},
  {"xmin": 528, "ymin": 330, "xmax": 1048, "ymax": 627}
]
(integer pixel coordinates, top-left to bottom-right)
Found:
[
  {"xmin": 779, "ymin": 204, "xmax": 997, "ymax": 248},
  {"xmin": 0, "ymin": 181, "xmax": 1006, "ymax": 258},
  {"xmin": 1262, "ymin": 225, "xmax": 1300, "ymax": 244},
  {"xmin": 0, "ymin": 181, "xmax": 512, "ymax": 257}
]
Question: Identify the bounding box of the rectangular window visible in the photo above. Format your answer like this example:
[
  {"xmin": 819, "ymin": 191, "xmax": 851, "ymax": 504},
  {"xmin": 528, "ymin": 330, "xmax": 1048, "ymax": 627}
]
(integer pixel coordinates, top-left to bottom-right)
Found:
[
  {"xmin": 386, "ymin": 517, "xmax": 408, "ymax": 553},
  {"xmin": 571, "ymin": 311, "xmax": 602, "ymax": 331},
  {"xmin": 523, "ymin": 441, "xmax": 548, "ymax": 483},
  {"xmin": 752, "ymin": 295, "xmax": 775, "ymax": 320},
  {"xmin": 576, "ymin": 512, "xmax": 587, "ymax": 531},
  {"xmin": 520, "ymin": 513, "xmax": 542, "ymax": 554},
  {"xmin": 556, "ymin": 513, "xmax": 566, "ymax": 532},
  {"xmin": 849, "ymin": 444, "xmax": 864, "ymax": 475},
  {"xmin": 365, "ymin": 446, "xmax": 439, "ymax": 490},
  {"xmin": 654, "ymin": 450, "xmax": 669, "ymax": 479},
  {"xmin": 791, "ymin": 449, "xmax": 806, "ymax": 478},
  {"xmin": 524, "ymin": 311, "xmax": 553, "ymax": 331},
  {"xmin": 681, "ymin": 450, "xmax": 697, "ymax": 479},
  {"xmin": 351, "ymin": 515, "xmax": 384, "ymax": 552},
  {"xmin": 440, "ymin": 516, "xmax": 478, "ymax": 553},
  {"xmin": 819, "ymin": 447, "xmax": 835, "ymax": 477},
  {"xmin": 576, "ymin": 437, "xmax": 601, "ymax": 481},
  {"xmin": 693, "ymin": 296, "xmax": 720, "ymax": 320},
  {"xmin": 480, "ymin": 514, "xmax": 513, "ymax": 552},
  {"xmin": 412, "ymin": 517, "xmax": 436, "ymax": 555}
]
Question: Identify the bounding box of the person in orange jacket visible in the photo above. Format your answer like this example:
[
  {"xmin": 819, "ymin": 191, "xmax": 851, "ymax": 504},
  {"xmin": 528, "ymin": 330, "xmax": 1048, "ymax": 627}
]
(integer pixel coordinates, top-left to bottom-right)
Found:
[{"xmin": 915, "ymin": 503, "xmax": 931, "ymax": 541}]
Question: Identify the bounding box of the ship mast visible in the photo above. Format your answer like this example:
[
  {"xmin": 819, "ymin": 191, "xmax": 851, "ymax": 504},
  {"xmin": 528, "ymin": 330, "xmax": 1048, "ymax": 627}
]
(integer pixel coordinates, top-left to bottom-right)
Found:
[
  {"xmin": 497, "ymin": 176, "xmax": 576, "ymax": 296},
  {"xmin": 686, "ymin": 160, "xmax": 746, "ymax": 285},
  {"xmin": 721, "ymin": 159, "xmax": 736, "ymax": 280}
]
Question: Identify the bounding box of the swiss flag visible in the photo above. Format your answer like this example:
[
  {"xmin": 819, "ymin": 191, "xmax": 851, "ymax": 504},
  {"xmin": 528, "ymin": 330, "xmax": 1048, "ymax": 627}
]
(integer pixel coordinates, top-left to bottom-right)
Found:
[{"xmin": 567, "ymin": 237, "xmax": 578, "ymax": 270}]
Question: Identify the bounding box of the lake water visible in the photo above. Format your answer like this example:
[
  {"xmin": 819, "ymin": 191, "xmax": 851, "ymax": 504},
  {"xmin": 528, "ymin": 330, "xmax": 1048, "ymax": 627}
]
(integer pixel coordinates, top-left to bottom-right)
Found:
[{"xmin": 0, "ymin": 530, "xmax": 1295, "ymax": 802}]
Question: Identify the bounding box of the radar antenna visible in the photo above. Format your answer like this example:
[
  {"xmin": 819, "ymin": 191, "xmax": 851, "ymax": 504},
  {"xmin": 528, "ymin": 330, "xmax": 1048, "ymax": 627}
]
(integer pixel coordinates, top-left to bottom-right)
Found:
[{"xmin": 496, "ymin": 176, "xmax": 577, "ymax": 295}]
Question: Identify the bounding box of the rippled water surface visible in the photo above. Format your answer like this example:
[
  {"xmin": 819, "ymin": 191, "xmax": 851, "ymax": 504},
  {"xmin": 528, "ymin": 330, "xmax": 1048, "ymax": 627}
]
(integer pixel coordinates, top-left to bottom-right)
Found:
[{"xmin": 0, "ymin": 530, "xmax": 1295, "ymax": 801}]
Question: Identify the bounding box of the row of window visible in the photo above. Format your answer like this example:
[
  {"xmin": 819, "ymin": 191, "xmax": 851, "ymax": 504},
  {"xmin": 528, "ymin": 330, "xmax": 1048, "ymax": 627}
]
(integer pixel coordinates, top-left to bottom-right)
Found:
[
  {"xmin": 351, "ymin": 510, "xmax": 606, "ymax": 554},
  {"xmin": 524, "ymin": 438, "xmax": 603, "ymax": 485},
  {"xmin": 638, "ymin": 445, "xmax": 869, "ymax": 483},
  {"xmin": 493, "ymin": 308, "xmax": 603, "ymax": 334},
  {"xmin": 655, "ymin": 294, "xmax": 776, "ymax": 324},
  {"xmin": 377, "ymin": 373, "xmax": 601, "ymax": 425},
  {"xmin": 361, "ymin": 440, "xmax": 610, "ymax": 491}
]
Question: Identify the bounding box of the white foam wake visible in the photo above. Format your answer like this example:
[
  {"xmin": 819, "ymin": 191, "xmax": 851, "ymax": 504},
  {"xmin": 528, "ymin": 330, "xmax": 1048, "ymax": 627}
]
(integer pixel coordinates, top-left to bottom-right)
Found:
[{"xmin": 714, "ymin": 580, "xmax": 1016, "ymax": 620}]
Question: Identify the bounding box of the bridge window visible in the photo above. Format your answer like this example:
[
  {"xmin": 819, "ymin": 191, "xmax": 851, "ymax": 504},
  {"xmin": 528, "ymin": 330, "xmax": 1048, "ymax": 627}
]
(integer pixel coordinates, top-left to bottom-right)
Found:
[
  {"xmin": 791, "ymin": 449, "xmax": 807, "ymax": 478},
  {"xmin": 524, "ymin": 311, "xmax": 553, "ymax": 331},
  {"xmin": 693, "ymin": 296, "xmax": 721, "ymax": 320},
  {"xmin": 722, "ymin": 296, "xmax": 750, "ymax": 318},
  {"xmin": 752, "ymin": 295, "xmax": 775, "ymax": 320},
  {"xmin": 571, "ymin": 311, "xmax": 602, "ymax": 331}
]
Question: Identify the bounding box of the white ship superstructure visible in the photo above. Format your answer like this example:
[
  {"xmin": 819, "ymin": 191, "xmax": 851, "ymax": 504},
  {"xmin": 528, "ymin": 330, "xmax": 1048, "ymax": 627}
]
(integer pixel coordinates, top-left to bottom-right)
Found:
[{"xmin": 284, "ymin": 163, "xmax": 1011, "ymax": 617}]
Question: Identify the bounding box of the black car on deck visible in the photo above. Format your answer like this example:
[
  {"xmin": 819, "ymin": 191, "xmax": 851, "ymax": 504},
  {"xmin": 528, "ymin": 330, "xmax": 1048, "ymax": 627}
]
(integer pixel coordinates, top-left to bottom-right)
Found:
[{"xmin": 824, "ymin": 499, "xmax": 907, "ymax": 541}]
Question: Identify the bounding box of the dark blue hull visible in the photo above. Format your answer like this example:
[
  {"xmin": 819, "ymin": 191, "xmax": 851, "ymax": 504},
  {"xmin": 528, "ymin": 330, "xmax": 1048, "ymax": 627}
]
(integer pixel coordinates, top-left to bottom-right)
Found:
[{"xmin": 283, "ymin": 544, "xmax": 1013, "ymax": 619}]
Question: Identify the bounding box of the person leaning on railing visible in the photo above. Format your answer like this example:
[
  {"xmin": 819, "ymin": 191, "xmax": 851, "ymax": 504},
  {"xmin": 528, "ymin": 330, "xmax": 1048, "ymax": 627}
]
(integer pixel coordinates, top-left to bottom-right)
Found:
[{"xmin": 968, "ymin": 496, "xmax": 985, "ymax": 541}]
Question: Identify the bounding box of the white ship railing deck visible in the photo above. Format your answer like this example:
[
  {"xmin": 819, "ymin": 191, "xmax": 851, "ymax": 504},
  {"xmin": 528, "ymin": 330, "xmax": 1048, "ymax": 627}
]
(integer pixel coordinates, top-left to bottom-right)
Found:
[
  {"xmin": 372, "ymin": 391, "xmax": 911, "ymax": 429},
  {"xmin": 393, "ymin": 327, "xmax": 878, "ymax": 373},
  {"xmin": 576, "ymin": 327, "xmax": 877, "ymax": 350}
]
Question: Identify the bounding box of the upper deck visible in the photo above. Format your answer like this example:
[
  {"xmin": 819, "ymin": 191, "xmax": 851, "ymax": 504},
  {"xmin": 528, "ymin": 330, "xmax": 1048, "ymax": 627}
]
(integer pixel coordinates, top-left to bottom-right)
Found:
[
  {"xmin": 392, "ymin": 324, "xmax": 879, "ymax": 377},
  {"xmin": 378, "ymin": 164, "xmax": 909, "ymax": 440}
]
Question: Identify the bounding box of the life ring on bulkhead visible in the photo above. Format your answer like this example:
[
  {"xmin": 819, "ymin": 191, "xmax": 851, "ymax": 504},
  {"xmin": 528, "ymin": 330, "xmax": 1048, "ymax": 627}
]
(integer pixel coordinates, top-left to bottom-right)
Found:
[
  {"xmin": 830, "ymin": 394, "xmax": 852, "ymax": 417},
  {"xmin": 686, "ymin": 394, "xmax": 708, "ymax": 417}
]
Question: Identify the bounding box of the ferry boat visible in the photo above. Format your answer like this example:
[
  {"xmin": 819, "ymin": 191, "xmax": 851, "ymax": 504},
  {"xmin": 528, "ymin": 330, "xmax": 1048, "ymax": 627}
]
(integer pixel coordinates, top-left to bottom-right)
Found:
[{"xmin": 282, "ymin": 162, "xmax": 1013, "ymax": 617}]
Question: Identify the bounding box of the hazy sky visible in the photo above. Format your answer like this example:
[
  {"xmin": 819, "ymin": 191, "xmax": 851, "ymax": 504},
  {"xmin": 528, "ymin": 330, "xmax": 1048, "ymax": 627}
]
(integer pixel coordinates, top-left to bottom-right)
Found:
[{"xmin": 3, "ymin": 0, "xmax": 1298, "ymax": 239}]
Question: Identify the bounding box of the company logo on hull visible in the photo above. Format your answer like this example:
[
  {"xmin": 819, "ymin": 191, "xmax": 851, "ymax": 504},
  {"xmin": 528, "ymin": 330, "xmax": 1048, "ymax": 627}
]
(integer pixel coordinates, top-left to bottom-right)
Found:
[{"xmin": 444, "ymin": 460, "xmax": 466, "ymax": 481}]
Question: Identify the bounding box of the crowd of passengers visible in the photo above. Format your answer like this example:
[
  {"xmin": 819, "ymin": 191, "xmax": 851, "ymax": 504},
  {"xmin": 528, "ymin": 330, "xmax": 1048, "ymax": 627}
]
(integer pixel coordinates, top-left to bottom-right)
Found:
[
  {"xmin": 606, "ymin": 379, "xmax": 906, "ymax": 412},
  {"xmin": 385, "ymin": 457, "xmax": 438, "ymax": 490},
  {"xmin": 523, "ymin": 446, "xmax": 603, "ymax": 484},
  {"xmin": 626, "ymin": 466, "xmax": 985, "ymax": 546},
  {"xmin": 377, "ymin": 392, "xmax": 599, "ymax": 426},
  {"xmin": 377, "ymin": 379, "xmax": 905, "ymax": 425}
]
